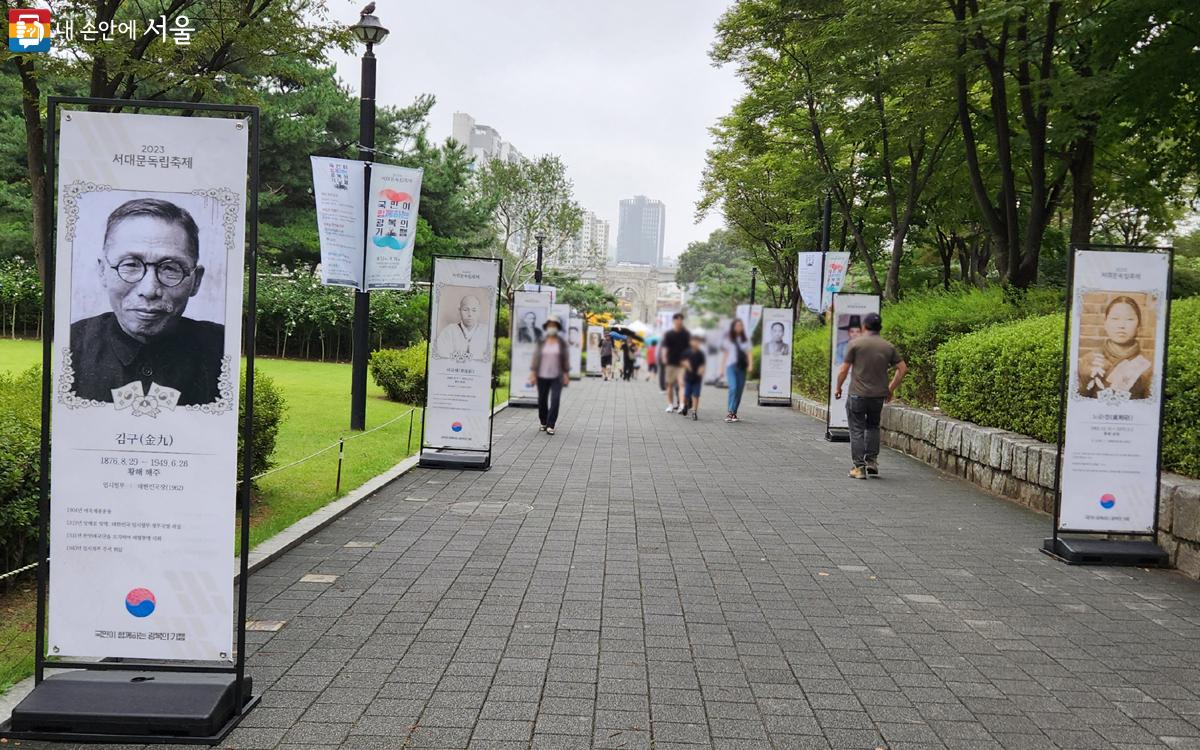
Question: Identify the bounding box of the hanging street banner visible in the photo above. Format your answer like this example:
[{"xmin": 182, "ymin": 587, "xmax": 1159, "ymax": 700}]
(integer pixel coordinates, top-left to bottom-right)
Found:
[
  {"xmin": 521, "ymin": 283, "xmax": 556, "ymax": 303},
  {"xmin": 425, "ymin": 257, "xmax": 500, "ymax": 451},
  {"xmin": 49, "ymin": 110, "xmax": 248, "ymax": 661},
  {"xmin": 310, "ymin": 157, "xmax": 422, "ymax": 291},
  {"xmin": 364, "ymin": 164, "xmax": 423, "ymax": 291},
  {"xmin": 821, "ymin": 252, "xmax": 851, "ymax": 311},
  {"xmin": 586, "ymin": 325, "xmax": 603, "ymax": 376},
  {"xmin": 510, "ymin": 290, "xmax": 552, "ymax": 405},
  {"xmin": 1058, "ymin": 250, "xmax": 1170, "ymax": 533},
  {"xmin": 656, "ymin": 310, "xmax": 675, "ymax": 333},
  {"xmin": 736, "ymin": 304, "xmax": 763, "ymax": 338},
  {"xmin": 797, "ymin": 251, "xmax": 823, "ymax": 313},
  {"xmin": 758, "ymin": 308, "xmax": 793, "ymax": 404},
  {"xmin": 827, "ymin": 293, "xmax": 881, "ymax": 430},
  {"xmin": 568, "ymin": 312, "xmax": 584, "ymax": 379},
  {"xmin": 311, "ymin": 156, "xmax": 365, "ymax": 288}
]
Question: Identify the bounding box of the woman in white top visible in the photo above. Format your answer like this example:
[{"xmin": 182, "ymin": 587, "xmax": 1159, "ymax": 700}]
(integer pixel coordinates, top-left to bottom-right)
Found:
[
  {"xmin": 719, "ymin": 318, "xmax": 753, "ymax": 422},
  {"xmin": 528, "ymin": 317, "xmax": 571, "ymax": 434}
]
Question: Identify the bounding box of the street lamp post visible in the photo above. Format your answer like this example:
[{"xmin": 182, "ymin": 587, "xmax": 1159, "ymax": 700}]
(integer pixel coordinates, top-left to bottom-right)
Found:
[
  {"xmin": 348, "ymin": 11, "xmax": 389, "ymax": 432},
  {"xmin": 534, "ymin": 233, "xmax": 546, "ymax": 291},
  {"xmin": 749, "ymin": 266, "xmax": 758, "ymax": 306}
]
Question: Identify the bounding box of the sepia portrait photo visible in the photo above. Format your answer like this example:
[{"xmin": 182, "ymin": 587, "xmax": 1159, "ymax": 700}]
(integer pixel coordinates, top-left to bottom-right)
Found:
[
  {"xmin": 1076, "ymin": 291, "xmax": 1157, "ymax": 401},
  {"xmin": 433, "ymin": 285, "xmax": 494, "ymax": 361},
  {"xmin": 66, "ymin": 191, "xmax": 231, "ymax": 410}
]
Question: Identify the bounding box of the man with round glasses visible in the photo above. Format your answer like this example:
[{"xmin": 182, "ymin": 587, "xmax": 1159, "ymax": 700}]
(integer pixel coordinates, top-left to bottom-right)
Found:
[{"xmin": 70, "ymin": 197, "xmax": 225, "ymax": 406}]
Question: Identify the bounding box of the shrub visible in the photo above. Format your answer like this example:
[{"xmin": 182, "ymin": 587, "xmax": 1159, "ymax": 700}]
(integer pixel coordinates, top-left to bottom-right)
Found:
[
  {"xmin": 935, "ymin": 297, "xmax": 1200, "ymax": 478},
  {"xmin": 495, "ymin": 337, "xmax": 511, "ymax": 377},
  {"xmin": 370, "ymin": 342, "xmax": 429, "ymax": 404},
  {"xmin": 0, "ymin": 367, "xmax": 39, "ymax": 581},
  {"xmin": 792, "ymin": 324, "xmax": 830, "ymax": 401},
  {"xmin": 884, "ymin": 286, "xmax": 1062, "ymax": 405},
  {"xmin": 239, "ymin": 371, "xmax": 287, "ymax": 484}
]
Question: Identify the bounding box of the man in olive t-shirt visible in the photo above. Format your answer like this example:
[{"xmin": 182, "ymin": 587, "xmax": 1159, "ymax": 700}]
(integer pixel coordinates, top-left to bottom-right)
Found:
[{"xmin": 834, "ymin": 312, "xmax": 908, "ymax": 479}]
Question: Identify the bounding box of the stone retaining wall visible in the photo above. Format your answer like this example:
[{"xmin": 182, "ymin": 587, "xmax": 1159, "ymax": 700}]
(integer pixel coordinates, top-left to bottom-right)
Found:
[{"xmin": 791, "ymin": 393, "xmax": 1200, "ymax": 579}]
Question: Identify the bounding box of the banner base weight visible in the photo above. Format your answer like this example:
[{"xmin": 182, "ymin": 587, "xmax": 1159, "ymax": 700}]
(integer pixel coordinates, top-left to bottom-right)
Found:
[
  {"xmin": 757, "ymin": 399, "xmax": 792, "ymax": 407},
  {"xmin": 1041, "ymin": 537, "xmax": 1169, "ymax": 567},
  {"xmin": 825, "ymin": 429, "xmax": 850, "ymax": 442},
  {"xmin": 420, "ymin": 449, "xmax": 490, "ymax": 471},
  {"xmin": 2, "ymin": 670, "xmax": 255, "ymax": 744}
]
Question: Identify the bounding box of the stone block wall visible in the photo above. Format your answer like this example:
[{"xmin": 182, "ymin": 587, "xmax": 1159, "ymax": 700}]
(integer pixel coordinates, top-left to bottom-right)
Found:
[{"xmin": 792, "ymin": 393, "xmax": 1200, "ymax": 580}]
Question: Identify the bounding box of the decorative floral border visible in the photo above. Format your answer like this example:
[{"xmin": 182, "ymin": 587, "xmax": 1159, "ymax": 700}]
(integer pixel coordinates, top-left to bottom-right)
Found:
[
  {"xmin": 430, "ymin": 281, "xmax": 495, "ymax": 364},
  {"xmin": 56, "ymin": 182, "xmax": 240, "ymax": 415},
  {"xmin": 1069, "ymin": 285, "xmax": 1162, "ymax": 404}
]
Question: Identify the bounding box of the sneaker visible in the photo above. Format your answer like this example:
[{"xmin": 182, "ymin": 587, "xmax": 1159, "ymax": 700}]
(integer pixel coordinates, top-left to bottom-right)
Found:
[
  {"xmin": 866, "ymin": 462, "xmax": 879, "ymax": 476},
  {"xmin": 665, "ymin": 405, "xmax": 675, "ymax": 413},
  {"xmin": 679, "ymin": 407, "xmax": 689, "ymax": 417},
  {"xmin": 539, "ymin": 425, "xmax": 547, "ymax": 432},
  {"xmin": 848, "ymin": 466, "xmax": 868, "ymax": 479},
  {"xmin": 724, "ymin": 413, "xmax": 734, "ymax": 423},
  {"xmin": 729, "ymin": 413, "xmax": 740, "ymax": 422},
  {"xmin": 547, "ymin": 427, "xmax": 555, "ymax": 435},
  {"xmin": 691, "ymin": 411, "xmax": 699, "ymax": 421}
]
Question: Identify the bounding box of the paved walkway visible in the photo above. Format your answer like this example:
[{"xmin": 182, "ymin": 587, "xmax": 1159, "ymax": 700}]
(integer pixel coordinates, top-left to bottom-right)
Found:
[{"xmin": 36, "ymin": 378, "xmax": 1200, "ymax": 749}]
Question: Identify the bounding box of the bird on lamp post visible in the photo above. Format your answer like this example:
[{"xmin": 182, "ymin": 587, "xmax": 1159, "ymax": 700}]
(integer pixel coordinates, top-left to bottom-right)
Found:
[{"xmin": 360, "ymin": 1, "xmax": 375, "ymax": 15}]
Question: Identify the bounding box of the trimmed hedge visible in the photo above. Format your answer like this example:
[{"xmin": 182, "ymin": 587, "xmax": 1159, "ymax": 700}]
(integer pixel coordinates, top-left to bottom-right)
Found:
[
  {"xmin": 883, "ymin": 286, "xmax": 1062, "ymax": 405},
  {"xmin": 496, "ymin": 337, "xmax": 511, "ymax": 378},
  {"xmin": 370, "ymin": 342, "xmax": 429, "ymax": 404},
  {"xmin": 936, "ymin": 297, "xmax": 1200, "ymax": 478},
  {"xmin": 792, "ymin": 324, "xmax": 830, "ymax": 401},
  {"xmin": 240, "ymin": 372, "xmax": 287, "ymax": 484}
]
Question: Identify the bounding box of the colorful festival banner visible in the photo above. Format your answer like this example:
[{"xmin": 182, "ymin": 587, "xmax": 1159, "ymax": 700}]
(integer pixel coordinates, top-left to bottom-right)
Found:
[
  {"xmin": 827, "ymin": 293, "xmax": 881, "ymax": 430},
  {"xmin": 49, "ymin": 110, "xmax": 248, "ymax": 661},
  {"xmin": 758, "ymin": 308, "xmax": 793, "ymax": 403},
  {"xmin": 425, "ymin": 257, "xmax": 500, "ymax": 450},
  {"xmin": 821, "ymin": 252, "xmax": 851, "ymax": 311},
  {"xmin": 1058, "ymin": 250, "xmax": 1170, "ymax": 533},
  {"xmin": 364, "ymin": 164, "xmax": 422, "ymax": 291}
]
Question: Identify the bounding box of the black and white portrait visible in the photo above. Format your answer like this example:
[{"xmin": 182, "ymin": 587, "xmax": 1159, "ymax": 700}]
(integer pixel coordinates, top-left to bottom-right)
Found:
[
  {"xmin": 68, "ymin": 194, "xmax": 228, "ymax": 408},
  {"xmin": 433, "ymin": 285, "xmax": 493, "ymax": 360},
  {"xmin": 514, "ymin": 306, "xmax": 544, "ymax": 345},
  {"xmin": 764, "ymin": 320, "xmax": 790, "ymax": 357}
]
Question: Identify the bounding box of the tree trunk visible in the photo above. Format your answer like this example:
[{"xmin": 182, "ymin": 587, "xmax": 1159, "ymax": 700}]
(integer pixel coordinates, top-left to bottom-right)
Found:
[
  {"xmin": 1069, "ymin": 131, "xmax": 1096, "ymax": 251},
  {"xmin": 15, "ymin": 56, "xmax": 47, "ymax": 282}
]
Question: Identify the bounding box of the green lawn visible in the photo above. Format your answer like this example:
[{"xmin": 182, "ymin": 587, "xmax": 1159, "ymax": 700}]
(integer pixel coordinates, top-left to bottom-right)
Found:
[{"xmin": 0, "ymin": 337, "xmax": 508, "ymax": 694}]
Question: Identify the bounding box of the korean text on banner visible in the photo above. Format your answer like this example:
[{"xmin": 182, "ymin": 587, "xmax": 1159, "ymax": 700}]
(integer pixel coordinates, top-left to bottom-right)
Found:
[
  {"xmin": 510, "ymin": 290, "xmax": 552, "ymax": 404},
  {"xmin": 311, "ymin": 156, "xmax": 366, "ymax": 289},
  {"xmin": 821, "ymin": 252, "xmax": 851, "ymax": 311},
  {"xmin": 797, "ymin": 252, "xmax": 823, "ymax": 313},
  {"xmin": 425, "ymin": 257, "xmax": 500, "ymax": 450},
  {"xmin": 364, "ymin": 164, "xmax": 422, "ymax": 291},
  {"xmin": 758, "ymin": 308, "xmax": 793, "ymax": 402},
  {"xmin": 49, "ymin": 110, "xmax": 248, "ymax": 661},
  {"xmin": 1059, "ymin": 250, "xmax": 1170, "ymax": 533},
  {"xmin": 827, "ymin": 294, "xmax": 881, "ymax": 430}
]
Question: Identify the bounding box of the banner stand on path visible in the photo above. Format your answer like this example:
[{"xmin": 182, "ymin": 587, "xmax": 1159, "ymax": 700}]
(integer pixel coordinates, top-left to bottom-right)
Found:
[
  {"xmin": 1, "ymin": 97, "xmax": 261, "ymax": 745},
  {"xmin": 1042, "ymin": 244, "xmax": 1172, "ymax": 567},
  {"xmin": 757, "ymin": 307, "xmax": 793, "ymax": 407},
  {"xmin": 418, "ymin": 255, "xmax": 502, "ymax": 471},
  {"xmin": 824, "ymin": 293, "xmax": 881, "ymax": 442}
]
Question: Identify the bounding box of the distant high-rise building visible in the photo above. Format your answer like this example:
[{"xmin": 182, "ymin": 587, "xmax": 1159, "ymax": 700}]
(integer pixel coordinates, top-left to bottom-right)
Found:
[
  {"xmin": 451, "ymin": 112, "xmax": 524, "ymax": 166},
  {"xmin": 616, "ymin": 196, "xmax": 666, "ymax": 266},
  {"xmin": 555, "ymin": 211, "xmax": 610, "ymax": 269}
]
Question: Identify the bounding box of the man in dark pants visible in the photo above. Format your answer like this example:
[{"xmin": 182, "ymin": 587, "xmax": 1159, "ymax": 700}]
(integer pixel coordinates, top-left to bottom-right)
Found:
[{"xmin": 834, "ymin": 312, "xmax": 907, "ymax": 479}]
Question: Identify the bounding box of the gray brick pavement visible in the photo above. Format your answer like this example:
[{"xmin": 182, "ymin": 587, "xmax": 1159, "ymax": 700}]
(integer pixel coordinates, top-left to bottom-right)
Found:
[{"xmin": 28, "ymin": 378, "xmax": 1200, "ymax": 749}]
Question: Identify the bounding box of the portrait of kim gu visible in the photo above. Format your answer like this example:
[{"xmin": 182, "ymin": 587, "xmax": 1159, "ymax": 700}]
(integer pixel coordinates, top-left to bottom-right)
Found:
[{"xmin": 68, "ymin": 196, "xmax": 226, "ymax": 409}]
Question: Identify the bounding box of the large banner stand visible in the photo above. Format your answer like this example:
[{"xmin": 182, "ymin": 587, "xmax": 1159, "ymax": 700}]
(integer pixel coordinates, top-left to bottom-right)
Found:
[
  {"xmin": 1040, "ymin": 244, "xmax": 1172, "ymax": 569},
  {"xmin": 0, "ymin": 97, "xmax": 261, "ymax": 744}
]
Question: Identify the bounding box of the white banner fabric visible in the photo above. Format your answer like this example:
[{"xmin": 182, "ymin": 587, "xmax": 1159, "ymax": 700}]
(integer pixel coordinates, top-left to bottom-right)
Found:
[
  {"xmin": 49, "ymin": 110, "xmax": 247, "ymax": 661},
  {"xmin": 821, "ymin": 252, "xmax": 851, "ymax": 311},
  {"xmin": 425, "ymin": 257, "xmax": 500, "ymax": 450},
  {"xmin": 586, "ymin": 325, "xmax": 603, "ymax": 375},
  {"xmin": 568, "ymin": 314, "xmax": 584, "ymax": 378},
  {"xmin": 364, "ymin": 164, "xmax": 422, "ymax": 291},
  {"xmin": 827, "ymin": 294, "xmax": 881, "ymax": 430},
  {"xmin": 736, "ymin": 304, "xmax": 763, "ymax": 338},
  {"xmin": 1059, "ymin": 250, "xmax": 1170, "ymax": 533},
  {"xmin": 510, "ymin": 290, "xmax": 552, "ymax": 404},
  {"xmin": 311, "ymin": 156, "xmax": 365, "ymax": 289},
  {"xmin": 758, "ymin": 308, "xmax": 793, "ymax": 402},
  {"xmin": 797, "ymin": 251, "xmax": 823, "ymax": 313}
]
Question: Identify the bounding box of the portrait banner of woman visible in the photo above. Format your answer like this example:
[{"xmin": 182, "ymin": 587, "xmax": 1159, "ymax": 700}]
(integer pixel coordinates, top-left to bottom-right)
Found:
[{"xmin": 1075, "ymin": 292, "xmax": 1157, "ymax": 402}]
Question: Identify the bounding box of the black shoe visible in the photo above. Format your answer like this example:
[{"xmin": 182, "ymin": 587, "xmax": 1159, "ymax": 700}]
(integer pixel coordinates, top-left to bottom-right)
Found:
[
  {"xmin": 866, "ymin": 462, "xmax": 879, "ymax": 476},
  {"xmin": 691, "ymin": 411, "xmax": 698, "ymax": 421},
  {"xmin": 679, "ymin": 408, "xmax": 689, "ymax": 417}
]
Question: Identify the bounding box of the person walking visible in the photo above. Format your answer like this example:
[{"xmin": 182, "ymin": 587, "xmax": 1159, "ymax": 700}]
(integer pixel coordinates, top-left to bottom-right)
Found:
[
  {"xmin": 681, "ymin": 334, "xmax": 706, "ymax": 420},
  {"xmin": 660, "ymin": 313, "xmax": 690, "ymax": 412},
  {"xmin": 834, "ymin": 312, "xmax": 908, "ymax": 479},
  {"xmin": 646, "ymin": 341, "xmax": 657, "ymax": 381},
  {"xmin": 622, "ymin": 340, "xmax": 637, "ymax": 381},
  {"xmin": 599, "ymin": 333, "xmax": 615, "ymax": 381},
  {"xmin": 528, "ymin": 316, "xmax": 571, "ymax": 435},
  {"xmin": 719, "ymin": 318, "xmax": 753, "ymax": 422}
]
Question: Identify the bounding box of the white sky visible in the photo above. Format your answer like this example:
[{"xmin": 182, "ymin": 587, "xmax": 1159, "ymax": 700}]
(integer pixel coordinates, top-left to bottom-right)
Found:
[{"xmin": 329, "ymin": 0, "xmax": 743, "ymax": 260}]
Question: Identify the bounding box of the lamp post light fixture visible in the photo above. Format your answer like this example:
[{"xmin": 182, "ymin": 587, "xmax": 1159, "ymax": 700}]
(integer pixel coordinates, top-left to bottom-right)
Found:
[
  {"xmin": 534, "ymin": 233, "xmax": 546, "ymax": 290},
  {"xmin": 348, "ymin": 10, "xmax": 389, "ymax": 432}
]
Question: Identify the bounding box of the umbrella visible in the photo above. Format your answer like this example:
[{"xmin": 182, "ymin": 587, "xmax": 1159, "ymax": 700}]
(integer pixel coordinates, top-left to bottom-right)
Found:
[
  {"xmin": 608, "ymin": 331, "xmax": 627, "ymax": 340},
  {"xmin": 609, "ymin": 326, "xmax": 645, "ymax": 342},
  {"xmin": 628, "ymin": 320, "xmax": 651, "ymax": 337}
]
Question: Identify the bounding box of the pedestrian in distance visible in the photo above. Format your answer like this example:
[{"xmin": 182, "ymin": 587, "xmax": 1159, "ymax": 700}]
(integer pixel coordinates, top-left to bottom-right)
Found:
[
  {"xmin": 719, "ymin": 317, "xmax": 752, "ymax": 422},
  {"xmin": 599, "ymin": 333, "xmax": 615, "ymax": 381},
  {"xmin": 622, "ymin": 340, "xmax": 637, "ymax": 381},
  {"xmin": 834, "ymin": 311, "xmax": 908, "ymax": 479},
  {"xmin": 661, "ymin": 313, "xmax": 690, "ymax": 412},
  {"xmin": 681, "ymin": 334, "xmax": 706, "ymax": 420},
  {"xmin": 646, "ymin": 341, "xmax": 657, "ymax": 379},
  {"xmin": 528, "ymin": 316, "xmax": 571, "ymax": 435}
]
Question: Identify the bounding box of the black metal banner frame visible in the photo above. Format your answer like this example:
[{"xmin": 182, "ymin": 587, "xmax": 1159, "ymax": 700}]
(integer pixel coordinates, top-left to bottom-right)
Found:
[
  {"xmin": 418, "ymin": 255, "xmax": 503, "ymax": 471},
  {"xmin": 1, "ymin": 96, "xmax": 261, "ymax": 744},
  {"xmin": 824, "ymin": 291, "xmax": 882, "ymax": 442},
  {"xmin": 1043, "ymin": 243, "xmax": 1173, "ymax": 566}
]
